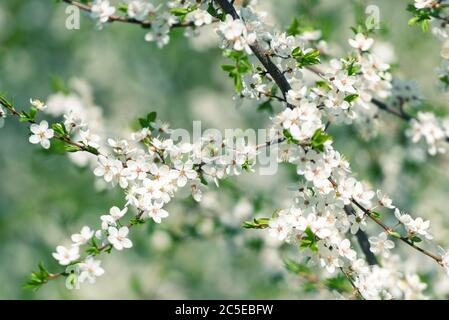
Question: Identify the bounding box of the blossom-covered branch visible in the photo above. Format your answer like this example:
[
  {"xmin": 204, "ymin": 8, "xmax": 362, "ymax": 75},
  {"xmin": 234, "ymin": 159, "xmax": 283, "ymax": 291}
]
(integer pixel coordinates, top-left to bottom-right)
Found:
[
  {"xmin": 0, "ymin": 96, "xmax": 99, "ymax": 155},
  {"xmin": 1, "ymin": 0, "xmax": 449, "ymax": 300}
]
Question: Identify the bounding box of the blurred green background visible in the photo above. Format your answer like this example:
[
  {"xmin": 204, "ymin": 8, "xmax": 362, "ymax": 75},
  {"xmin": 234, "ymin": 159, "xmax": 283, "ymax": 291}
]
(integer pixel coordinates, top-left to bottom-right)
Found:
[{"xmin": 1, "ymin": 0, "xmax": 449, "ymax": 299}]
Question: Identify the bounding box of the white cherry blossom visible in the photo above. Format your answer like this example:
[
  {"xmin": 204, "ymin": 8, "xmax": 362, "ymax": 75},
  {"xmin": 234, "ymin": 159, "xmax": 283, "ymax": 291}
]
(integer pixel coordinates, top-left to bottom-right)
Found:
[{"xmin": 29, "ymin": 120, "xmax": 54, "ymax": 149}]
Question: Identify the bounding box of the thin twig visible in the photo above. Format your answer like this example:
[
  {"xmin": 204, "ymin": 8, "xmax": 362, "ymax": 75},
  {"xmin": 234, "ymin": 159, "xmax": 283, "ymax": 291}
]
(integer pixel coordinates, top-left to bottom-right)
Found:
[
  {"xmin": 62, "ymin": 0, "xmax": 194, "ymax": 28},
  {"xmin": 0, "ymin": 96, "xmax": 98, "ymax": 155}
]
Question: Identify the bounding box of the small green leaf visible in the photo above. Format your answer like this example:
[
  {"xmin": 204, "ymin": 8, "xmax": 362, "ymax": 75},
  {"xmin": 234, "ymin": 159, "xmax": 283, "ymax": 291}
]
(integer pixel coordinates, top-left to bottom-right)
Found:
[
  {"xmin": 311, "ymin": 129, "xmax": 332, "ymax": 152},
  {"xmin": 64, "ymin": 144, "xmax": 81, "ymax": 153},
  {"xmin": 287, "ymin": 18, "xmax": 301, "ymax": 36},
  {"xmin": 207, "ymin": 2, "xmax": 225, "ymax": 20},
  {"xmin": 284, "ymin": 258, "xmax": 310, "ymax": 274},
  {"xmin": 421, "ymin": 19, "xmax": 429, "ymax": 32},
  {"xmin": 104, "ymin": 244, "xmax": 113, "ymax": 254},
  {"xmin": 324, "ymin": 274, "xmax": 352, "ymax": 293},
  {"xmin": 300, "ymin": 226, "xmax": 318, "ymax": 252},
  {"xmin": 389, "ymin": 231, "xmax": 401, "ymax": 239},
  {"xmin": 51, "ymin": 123, "xmax": 67, "ymax": 136},
  {"xmin": 344, "ymin": 93, "xmax": 359, "ymax": 103},
  {"xmin": 130, "ymin": 216, "xmax": 146, "ymax": 226},
  {"xmin": 221, "ymin": 64, "xmax": 236, "ymax": 72},
  {"xmin": 138, "ymin": 112, "xmax": 157, "ymax": 129},
  {"xmin": 292, "ymin": 48, "xmax": 320, "ymax": 68},
  {"xmin": 283, "ymin": 129, "xmax": 300, "ymax": 144},
  {"xmin": 23, "ymin": 262, "xmax": 51, "ymax": 291},
  {"xmin": 170, "ymin": 7, "xmax": 190, "ymax": 16},
  {"xmin": 316, "ymin": 80, "xmax": 331, "ymax": 90},
  {"xmin": 242, "ymin": 217, "xmax": 270, "ymax": 229},
  {"xmin": 408, "ymin": 16, "xmax": 420, "ymax": 26},
  {"xmin": 371, "ymin": 211, "xmax": 381, "ymax": 219},
  {"xmin": 118, "ymin": 3, "xmax": 128, "ymax": 13},
  {"xmin": 29, "ymin": 107, "xmax": 37, "ymax": 119},
  {"xmin": 257, "ymin": 100, "xmax": 274, "ymax": 114}
]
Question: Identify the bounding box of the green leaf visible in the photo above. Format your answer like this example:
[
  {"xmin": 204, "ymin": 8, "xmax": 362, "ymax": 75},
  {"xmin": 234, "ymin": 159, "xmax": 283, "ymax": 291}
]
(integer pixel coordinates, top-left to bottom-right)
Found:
[
  {"xmin": 257, "ymin": 100, "xmax": 274, "ymax": 114},
  {"xmin": 242, "ymin": 217, "xmax": 270, "ymax": 229},
  {"xmin": 19, "ymin": 111, "xmax": 34, "ymax": 122},
  {"xmin": 38, "ymin": 262, "xmax": 50, "ymax": 278},
  {"xmin": 408, "ymin": 16, "xmax": 420, "ymax": 26},
  {"xmin": 300, "ymin": 226, "xmax": 318, "ymax": 252},
  {"xmin": 324, "ymin": 274, "xmax": 352, "ymax": 293},
  {"xmin": 439, "ymin": 75, "xmax": 449, "ymax": 86},
  {"xmin": 130, "ymin": 216, "xmax": 146, "ymax": 226},
  {"xmin": 371, "ymin": 211, "xmax": 381, "ymax": 219},
  {"xmin": 284, "ymin": 258, "xmax": 310, "ymax": 274},
  {"xmin": 233, "ymin": 73, "xmax": 242, "ymax": 92},
  {"xmin": 272, "ymin": 209, "xmax": 282, "ymax": 219},
  {"xmin": 287, "ymin": 18, "xmax": 301, "ymax": 36},
  {"xmin": 104, "ymin": 244, "xmax": 113, "ymax": 254},
  {"xmin": 224, "ymin": 49, "xmax": 245, "ymax": 60},
  {"xmin": 222, "ymin": 50, "xmax": 252, "ymax": 93},
  {"xmin": 170, "ymin": 7, "xmax": 190, "ymax": 16},
  {"xmin": 221, "ymin": 64, "xmax": 236, "ymax": 72},
  {"xmin": 23, "ymin": 262, "xmax": 51, "ymax": 291},
  {"xmin": 138, "ymin": 111, "xmax": 157, "ymax": 129},
  {"xmin": 86, "ymin": 237, "xmax": 101, "ymax": 255},
  {"xmin": 51, "ymin": 123, "xmax": 67, "ymax": 136},
  {"xmin": 292, "ymin": 47, "xmax": 320, "ymax": 68},
  {"xmin": 199, "ymin": 174, "xmax": 209, "ymax": 186},
  {"xmin": 283, "ymin": 129, "xmax": 300, "ymax": 144},
  {"xmin": 241, "ymin": 159, "xmax": 252, "ymax": 171},
  {"xmin": 84, "ymin": 145, "xmax": 99, "ymax": 155},
  {"xmin": 346, "ymin": 59, "xmax": 361, "ymax": 76},
  {"xmin": 207, "ymin": 2, "xmax": 225, "ymax": 21},
  {"xmin": 344, "ymin": 93, "xmax": 359, "ymax": 103},
  {"xmin": 389, "ymin": 231, "xmax": 401, "ymax": 239},
  {"xmin": 118, "ymin": 3, "xmax": 128, "ymax": 13},
  {"xmin": 311, "ymin": 129, "xmax": 332, "ymax": 152},
  {"xmin": 410, "ymin": 235, "xmax": 422, "ymax": 243},
  {"xmin": 421, "ymin": 19, "xmax": 429, "ymax": 32},
  {"xmin": 315, "ymin": 80, "xmax": 331, "ymax": 90},
  {"xmin": 29, "ymin": 106, "xmax": 37, "ymax": 119},
  {"xmin": 86, "ymin": 246, "xmax": 100, "ymax": 255},
  {"xmin": 64, "ymin": 144, "xmax": 81, "ymax": 153}
]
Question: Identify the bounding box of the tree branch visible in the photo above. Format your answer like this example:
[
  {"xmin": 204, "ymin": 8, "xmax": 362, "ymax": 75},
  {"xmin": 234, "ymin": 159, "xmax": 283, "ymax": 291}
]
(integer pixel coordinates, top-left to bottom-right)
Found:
[
  {"xmin": 344, "ymin": 205, "xmax": 379, "ymax": 266},
  {"xmin": 62, "ymin": 0, "xmax": 197, "ymax": 29},
  {"xmin": 0, "ymin": 96, "xmax": 98, "ymax": 155},
  {"xmin": 214, "ymin": 0, "xmax": 294, "ymax": 108}
]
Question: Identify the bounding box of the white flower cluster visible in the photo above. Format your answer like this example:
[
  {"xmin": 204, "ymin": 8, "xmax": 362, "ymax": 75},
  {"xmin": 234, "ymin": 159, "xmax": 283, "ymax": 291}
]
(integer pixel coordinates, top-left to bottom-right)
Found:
[
  {"xmin": 86, "ymin": 0, "xmax": 449, "ymax": 157},
  {"xmin": 90, "ymin": 0, "xmax": 216, "ymax": 47},
  {"xmin": 354, "ymin": 262, "xmax": 428, "ymax": 300},
  {"xmin": 394, "ymin": 208, "xmax": 433, "ymax": 240},
  {"xmin": 414, "ymin": 0, "xmax": 439, "ymax": 10},
  {"xmin": 45, "ymin": 79, "xmax": 105, "ymax": 166},
  {"xmin": 217, "ymin": 14, "xmax": 256, "ymax": 53},
  {"xmin": 265, "ymin": 121, "xmax": 435, "ymax": 298},
  {"xmin": 53, "ymin": 226, "xmax": 105, "ymax": 285},
  {"xmin": 216, "ymin": 9, "xmax": 392, "ymax": 130},
  {"xmin": 407, "ymin": 111, "xmax": 449, "ymax": 155},
  {"xmin": 126, "ymin": 0, "xmax": 157, "ymax": 22},
  {"xmin": 90, "ymin": 0, "xmax": 116, "ymax": 26},
  {"xmin": 50, "ymin": 112, "xmax": 264, "ymax": 286}
]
